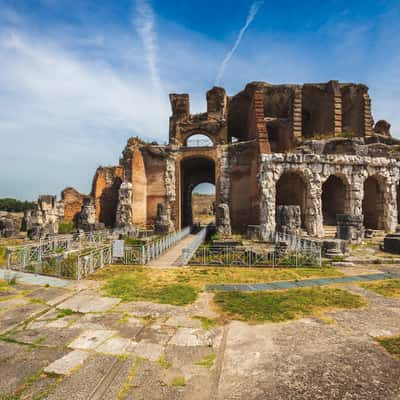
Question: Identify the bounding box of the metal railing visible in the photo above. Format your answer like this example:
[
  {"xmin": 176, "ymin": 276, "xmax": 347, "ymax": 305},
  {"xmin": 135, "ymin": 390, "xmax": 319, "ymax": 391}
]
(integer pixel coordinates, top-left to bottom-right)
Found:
[
  {"xmin": 124, "ymin": 226, "xmax": 191, "ymax": 265},
  {"xmin": 185, "ymin": 139, "xmax": 214, "ymax": 147},
  {"xmin": 5, "ymin": 226, "xmax": 143, "ymax": 272},
  {"xmin": 5, "ymin": 244, "xmax": 112, "ymax": 280},
  {"xmin": 181, "ymin": 227, "xmax": 207, "ymax": 266},
  {"xmin": 263, "ymin": 230, "xmax": 320, "ymax": 252},
  {"xmin": 188, "ymin": 245, "xmax": 321, "ymax": 267}
]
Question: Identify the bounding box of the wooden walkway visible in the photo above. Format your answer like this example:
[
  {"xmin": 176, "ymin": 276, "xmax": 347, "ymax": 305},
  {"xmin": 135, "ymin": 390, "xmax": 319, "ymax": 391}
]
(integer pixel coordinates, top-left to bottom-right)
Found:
[{"xmin": 147, "ymin": 234, "xmax": 196, "ymax": 267}]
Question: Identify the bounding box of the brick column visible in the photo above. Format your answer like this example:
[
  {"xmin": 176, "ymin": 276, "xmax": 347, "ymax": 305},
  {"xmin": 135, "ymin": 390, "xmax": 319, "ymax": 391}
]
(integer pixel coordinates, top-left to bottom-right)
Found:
[
  {"xmin": 331, "ymin": 81, "xmax": 343, "ymax": 136},
  {"xmin": 363, "ymin": 93, "xmax": 373, "ymax": 136},
  {"xmin": 291, "ymin": 86, "xmax": 302, "ymax": 140},
  {"xmin": 253, "ymin": 90, "xmax": 271, "ymax": 153}
]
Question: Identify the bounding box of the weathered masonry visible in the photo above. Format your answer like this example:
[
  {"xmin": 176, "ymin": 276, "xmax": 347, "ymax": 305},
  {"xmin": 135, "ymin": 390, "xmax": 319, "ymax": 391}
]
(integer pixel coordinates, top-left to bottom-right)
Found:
[{"xmin": 57, "ymin": 80, "xmax": 400, "ymax": 239}]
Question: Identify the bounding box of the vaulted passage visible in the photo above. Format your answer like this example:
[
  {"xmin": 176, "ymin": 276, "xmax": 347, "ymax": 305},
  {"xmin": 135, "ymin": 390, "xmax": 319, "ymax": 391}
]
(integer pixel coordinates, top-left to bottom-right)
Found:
[
  {"xmin": 276, "ymin": 172, "xmax": 307, "ymax": 229},
  {"xmin": 180, "ymin": 157, "xmax": 215, "ymax": 228},
  {"xmin": 322, "ymin": 175, "xmax": 347, "ymax": 225},
  {"xmin": 362, "ymin": 176, "xmax": 385, "ymax": 230}
]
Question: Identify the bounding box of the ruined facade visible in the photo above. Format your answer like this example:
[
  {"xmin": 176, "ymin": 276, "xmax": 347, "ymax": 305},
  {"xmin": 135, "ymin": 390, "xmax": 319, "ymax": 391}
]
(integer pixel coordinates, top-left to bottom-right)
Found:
[{"xmin": 55, "ymin": 80, "xmax": 400, "ymax": 239}]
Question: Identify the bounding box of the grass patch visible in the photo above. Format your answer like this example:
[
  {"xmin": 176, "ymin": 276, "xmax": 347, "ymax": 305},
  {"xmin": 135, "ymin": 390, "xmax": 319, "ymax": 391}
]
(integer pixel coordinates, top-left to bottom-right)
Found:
[
  {"xmin": 95, "ymin": 266, "xmax": 343, "ymax": 306},
  {"xmin": 214, "ymin": 287, "xmax": 366, "ymax": 323},
  {"xmin": 94, "ymin": 265, "xmax": 342, "ymax": 289},
  {"xmin": 117, "ymin": 358, "xmax": 144, "ymax": 400},
  {"xmin": 195, "ymin": 353, "xmax": 216, "ymax": 369},
  {"xmin": 56, "ymin": 308, "xmax": 77, "ymax": 318},
  {"xmin": 193, "ymin": 316, "xmax": 215, "ymax": 330},
  {"xmin": 377, "ymin": 335, "xmax": 400, "ymax": 359},
  {"xmin": 103, "ymin": 273, "xmax": 197, "ymax": 306},
  {"xmin": 170, "ymin": 376, "xmax": 186, "ymax": 387},
  {"xmin": 361, "ymin": 279, "xmax": 400, "ymax": 298},
  {"xmin": 157, "ymin": 355, "xmax": 172, "ymax": 369}
]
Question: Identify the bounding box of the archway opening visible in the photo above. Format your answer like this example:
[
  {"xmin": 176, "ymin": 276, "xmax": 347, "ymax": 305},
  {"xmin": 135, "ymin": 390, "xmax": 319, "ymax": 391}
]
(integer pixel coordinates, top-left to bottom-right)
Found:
[
  {"xmin": 191, "ymin": 183, "xmax": 216, "ymax": 225},
  {"xmin": 362, "ymin": 176, "xmax": 385, "ymax": 230},
  {"xmin": 185, "ymin": 134, "xmax": 213, "ymax": 147},
  {"xmin": 276, "ymin": 172, "xmax": 307, "ymax": 229},
  {"xmin": 180, "ymin": 157, "xmax": 215, "ymax": 228},
  {"xmin": 322, "ymin": 175, "xmax": 346, "ymax": 226}
]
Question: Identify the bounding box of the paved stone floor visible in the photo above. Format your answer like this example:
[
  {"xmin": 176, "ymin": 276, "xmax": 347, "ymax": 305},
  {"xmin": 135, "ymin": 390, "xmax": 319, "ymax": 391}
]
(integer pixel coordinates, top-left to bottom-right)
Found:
[{"xmin": 0, "ymin": 264, "xmax": 400, "ymax": 399}]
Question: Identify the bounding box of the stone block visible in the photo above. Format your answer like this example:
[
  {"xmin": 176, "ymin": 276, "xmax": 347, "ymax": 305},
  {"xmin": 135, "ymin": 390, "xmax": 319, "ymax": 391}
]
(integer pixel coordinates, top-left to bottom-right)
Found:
[
  {"xmin": 383, "ymin": 234, "xmax": 400, "ymax": 254},
  {"xmin": 44, "ymin": 350, "xmax": 90, "ymax": 375}
]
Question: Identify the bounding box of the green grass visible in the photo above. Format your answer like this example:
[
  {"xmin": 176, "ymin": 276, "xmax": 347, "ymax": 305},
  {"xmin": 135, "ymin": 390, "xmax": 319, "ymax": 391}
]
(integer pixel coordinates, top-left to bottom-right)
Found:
[
  {"xmin": 195, "ymin": 353, "xmax": 216, "ymax": 369},
  {"xmin": 361, "ymin": 279, "xmax": 400, "ymax": 298},
  {"xmin": 56, "ymin": 308, "xmax": 77, "ymax": 318},
  {"xmin": 58, "ymin": 222, "xmax": 75, "ymax": 234},
  {"xmin": 103, "ymin": 273, "xmax": 197, "ymax": 306},
  {"xmin": 0, "ymin": 246, "xmax": 6, "ymax": 265},
  {"xmin": 94, "ymin": 265, "xmax": 343, "ymax": 307},
  {"xmin": 170, "ymin": 376, "xmax": 186, "ymax": 387},
  {"xmin": 377, "ymin": 335, "xmax": 400, "ymax": 359},
  {"xmin": 214, "ymin": 287, "xmax": 366, "ymax": 323},
  {"xmin": 124, "ymin": 237, "xmax": 145, "ymax": 246},
  {"xmin": 157, "ymin": 355, "xmax": 172, "ymax": 369},
  {"xmin": 94, "ymin": 265, "xmax": 342, "ymax": 289},
  {"xmin": 193, "ymin": 316, "xmax": 215, "ymax": 330}
]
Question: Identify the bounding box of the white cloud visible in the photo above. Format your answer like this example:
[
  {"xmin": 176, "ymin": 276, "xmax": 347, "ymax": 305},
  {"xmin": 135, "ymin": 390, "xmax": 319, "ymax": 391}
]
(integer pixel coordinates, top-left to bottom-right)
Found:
[
  {"xmin": 134, "ymin": 0, "xmax": 163, "ymax": 93},
  {"xmin": 215, "ymin": 1, "xmax": 264, "ymax": 85}
]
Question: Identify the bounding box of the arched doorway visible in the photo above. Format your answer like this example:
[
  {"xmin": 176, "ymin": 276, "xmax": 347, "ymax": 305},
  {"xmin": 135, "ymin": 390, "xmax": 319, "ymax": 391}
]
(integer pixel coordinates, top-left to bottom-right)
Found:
[
  {"xmin": 191, "ymin": 183, "xmax": 216, "ymax": 225},
  {"xmin": 322, "ymin": 175, "xmax": 347, "ymax": 225},
  {"xmin": 362, "ymin": 176, "xmax": 385, "ymax": 230},
  {"xmin": 180, "ymin": 157, "xmax": 215, "ymax": 227},
  {"xmin": 276, "ymin": 171, "xmax": 307, "ymax": 229}
]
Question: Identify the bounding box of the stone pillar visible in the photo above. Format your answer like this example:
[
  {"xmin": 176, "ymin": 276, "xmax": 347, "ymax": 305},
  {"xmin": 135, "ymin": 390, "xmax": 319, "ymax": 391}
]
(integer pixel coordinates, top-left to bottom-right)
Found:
[
  {"xmin": 76, "ymin": 198, "xmax": 97, "ymax": 231},
  {"xmin": 216, "ymin": 203, "xmax": 231, "ymax": 236},
  {"xmin": 336, "ymin": 214, "xmax": 364, "ymax": 242},
  {"xmin": 258, "ymin": 165, "xmax": 277, "ymax": 238},
  {"xmin": 154, "ymin": 203, "xmax": 171, "ymax": 235},
  {"xmin": 276, "ymin": 206, "xmax": 301, "ymax": 236},
  {"xmin": 116, "ymin": 182, "xmax": 133, "ymax": 228},
  {"xmin": 304, "ymin": 171, "xmax": 323, "ymax": 237},
  {"xmin": 207, "ymin": 87, "xmax": 227, "ymax": 118},
  {"xmin": 385, "ymin": 181, "xmax": 398, "ymax": 233}
]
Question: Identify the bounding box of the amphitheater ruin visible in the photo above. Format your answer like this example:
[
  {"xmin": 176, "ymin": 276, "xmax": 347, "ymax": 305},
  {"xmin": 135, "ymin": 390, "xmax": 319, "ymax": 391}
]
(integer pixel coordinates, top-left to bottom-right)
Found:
[{"xmin": 13, "ymin": 80, "xmax": 400, "ymax": 246}]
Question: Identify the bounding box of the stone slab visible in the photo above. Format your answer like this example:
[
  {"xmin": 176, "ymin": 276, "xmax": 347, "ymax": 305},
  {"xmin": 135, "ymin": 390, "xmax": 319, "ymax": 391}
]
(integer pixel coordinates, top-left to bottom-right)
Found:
[
  {"xmin": 57, "ymin": 293, "xmax": 121, "ymax": 313},
  {"xmin": 129, "ymin": 341, "xmax": 164, "ymax": 361},
  {"xmin": 169, "ymin": 327, "xmax": 212, "ymax": 347},
  {"xmin": 96, "ymin": 337, "xmax": 134, "ymax": 355},
  {"xmin": 44, "ymin": 350, "xmax": 90, "ymax": 375},
  {"xmin": 68, "ymin": 329, "xmax": 116, "ymax": 350}
]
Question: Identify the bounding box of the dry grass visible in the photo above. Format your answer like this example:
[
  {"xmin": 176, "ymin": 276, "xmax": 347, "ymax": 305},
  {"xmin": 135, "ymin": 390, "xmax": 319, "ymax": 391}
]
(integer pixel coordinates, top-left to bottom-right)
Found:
[
  {"xmin": 361, "ymin": 279, "xmax": 400, "ymax": 298},
  {"xmin": 92, "ymin": 265, "xmax": 343, "ymax": 290}
]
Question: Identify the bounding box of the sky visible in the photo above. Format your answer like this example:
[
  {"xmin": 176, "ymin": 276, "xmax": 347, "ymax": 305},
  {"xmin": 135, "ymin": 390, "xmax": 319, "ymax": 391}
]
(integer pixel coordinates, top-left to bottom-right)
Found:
[{"xmin": 1, "ymin": 0, "xmax": 400, "ymax": 200}]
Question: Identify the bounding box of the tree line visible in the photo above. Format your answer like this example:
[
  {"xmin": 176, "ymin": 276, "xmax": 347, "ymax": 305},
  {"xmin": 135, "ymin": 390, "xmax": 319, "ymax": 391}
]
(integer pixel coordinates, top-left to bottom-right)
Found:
[{"xmin": 0, "ymin": 198, "xmax": 37, "ymax": 212}]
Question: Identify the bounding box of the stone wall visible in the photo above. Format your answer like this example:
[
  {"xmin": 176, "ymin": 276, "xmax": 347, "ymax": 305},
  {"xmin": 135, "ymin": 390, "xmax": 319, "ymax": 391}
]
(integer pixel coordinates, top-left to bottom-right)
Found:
[
  {"xmin": 61, "ymin": 187, "xmax": 85, "ymax": 223},
  {"xmin": 91, "ymin": 166, "xmax": 124, "ymax": 227},
  {"xmin": 259, "ymin": 153, "xmax": 400, "ymax": 238}
]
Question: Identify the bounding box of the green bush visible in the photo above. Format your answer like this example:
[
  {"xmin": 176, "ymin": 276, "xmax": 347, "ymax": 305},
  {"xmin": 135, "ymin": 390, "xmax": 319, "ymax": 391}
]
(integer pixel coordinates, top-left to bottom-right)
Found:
[
  {"xmin": 0, "ymin": 198, "xmax": 36, "ymax": 212},
  {"xmin": 58, "ymin": 222, "xmax": 75, "ymax": 234},
  {"xmin": 124, "ymin": 237, "xmax": 145, "ymax": 246}
]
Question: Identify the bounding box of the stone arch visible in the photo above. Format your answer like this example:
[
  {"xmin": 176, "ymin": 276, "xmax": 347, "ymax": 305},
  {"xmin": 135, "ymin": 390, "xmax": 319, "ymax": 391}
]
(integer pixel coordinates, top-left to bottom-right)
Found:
[
  {"xmin": 322, "ymin": 174, "xmax": 351, "ymax": 225},
  {"xmin": 362, "ymin": 175, "xmax": 386, "ymax": 230},
  {"xmin": 276, "ymin": 170, "xmax": 308, "ymax": 231}
]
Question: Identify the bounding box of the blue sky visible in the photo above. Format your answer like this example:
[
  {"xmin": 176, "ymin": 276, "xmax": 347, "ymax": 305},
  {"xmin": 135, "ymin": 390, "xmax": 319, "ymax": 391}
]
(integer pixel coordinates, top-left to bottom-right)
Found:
[{"xmin": 1, "ymin": 0, "xmax": 400, "ymax": 199}]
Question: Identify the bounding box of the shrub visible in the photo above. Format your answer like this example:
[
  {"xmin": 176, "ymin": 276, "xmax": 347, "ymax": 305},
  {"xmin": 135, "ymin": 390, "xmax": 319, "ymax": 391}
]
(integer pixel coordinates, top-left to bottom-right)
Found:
[{"xmin": 58, "ymin": 222, "xmax": 75, "ymax": 234}]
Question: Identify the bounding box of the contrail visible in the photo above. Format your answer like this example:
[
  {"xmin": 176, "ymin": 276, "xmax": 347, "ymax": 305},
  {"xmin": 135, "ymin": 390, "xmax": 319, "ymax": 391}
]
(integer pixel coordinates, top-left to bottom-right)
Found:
[
  {"xmin": 215, "ymin": 1, "xmax": 264, "ymax": 86},
  {"xmin": 134, "ymin": 0, "xmax": 162, "ymax": 92}
]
